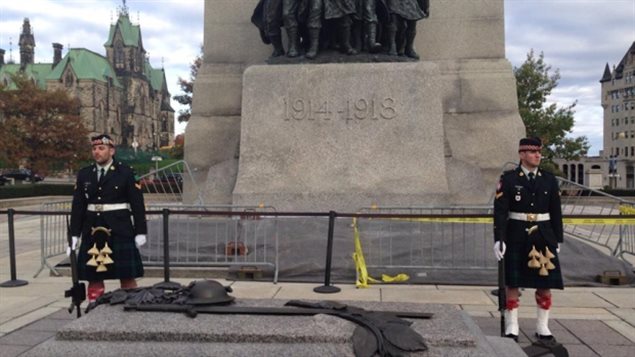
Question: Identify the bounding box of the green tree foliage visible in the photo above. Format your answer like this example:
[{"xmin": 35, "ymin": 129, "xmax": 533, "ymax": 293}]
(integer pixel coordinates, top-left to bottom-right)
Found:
[
  {"xmin": 173, "ymin": 47, "xmax": 202, "ymax": 123},
  {"xmin": 514, "ymin": 50, "xmax": 590, "ymax": 164},
  {"xmin": 0, "ymin": 74, "xmax": 90, "ymax": 175}
]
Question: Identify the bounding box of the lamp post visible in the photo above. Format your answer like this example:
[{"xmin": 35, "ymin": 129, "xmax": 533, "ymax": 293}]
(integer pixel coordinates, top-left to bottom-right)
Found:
[
  {"xmin": 151, "ymin": 156, "xmax": 162, "ymax": 174},
  {"xmin": 131, "ymin": 139, "xmax": 139, "ymax": 155}
]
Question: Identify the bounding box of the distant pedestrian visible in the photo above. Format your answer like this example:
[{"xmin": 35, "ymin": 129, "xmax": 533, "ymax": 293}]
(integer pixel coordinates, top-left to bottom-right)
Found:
[{"xmin": 494, "ymin": 137, "xmax": 564, "ymax": 342}]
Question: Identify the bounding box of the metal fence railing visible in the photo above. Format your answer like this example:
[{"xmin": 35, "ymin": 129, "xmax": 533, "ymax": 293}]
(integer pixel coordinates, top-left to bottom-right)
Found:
[
  {"xmin": 355, "ymin": 206, "xmax": 496, "ymax": 273},
  {"xmin": 144, "ymin": 204, "xmax": 279, "ymax": 283},
  {"xmin": 25, "ymin": 181, "xmax": 635, "ymax": 282},
  {"xmin": 33, "ymin": 203, "xmax": 280, "ymax": 282},
  {"xmin": 557, "ymin": 177, "xmax": 635, "ymax": 260},
  {"xmin": 34, "ymin": 200, "xmax": 72, "ymax": 277},
  {"xmin": 138, "ymin": 160, "xmax": 203, "ymax": 204}
]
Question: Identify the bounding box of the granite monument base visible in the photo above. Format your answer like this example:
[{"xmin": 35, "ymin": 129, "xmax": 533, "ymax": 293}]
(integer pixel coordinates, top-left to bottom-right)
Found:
[
  {"xmin": 233, "ymin": 62, "xmax": 449, "ymax": 211},
  {"xmin": 25, "ymin": 299, "xmax": 524, "ymax": 356}
]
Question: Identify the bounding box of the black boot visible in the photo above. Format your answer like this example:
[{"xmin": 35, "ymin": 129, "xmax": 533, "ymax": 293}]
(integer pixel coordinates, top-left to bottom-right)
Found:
[
  {"xmin": 339, "ymin": 17, "xmax": 357, "ymax": 55},
  {"xmin": 270, "ymin": 35, "xmax": 285, "ymax": 57},
  {"xmin": 365, "ymin": 22, "xmax": 382, "ymax": 53},
  {"xmin": 352, "ymin": 21, "xmax": 363, "ymax": 53},
  {"xmin": 286, "ymin": 28, "xmax": 300, "ymax": 57},
  {"xmin": 386, "ymin": 17, "xmax": 398, "ymax": 56},
  {"xmin": 404, "ymin": 22, "xmax": 419, "ymax": 59},
  {"xmin": 305, "ymin": 28, "xmax": 320, "ymax": 59}
]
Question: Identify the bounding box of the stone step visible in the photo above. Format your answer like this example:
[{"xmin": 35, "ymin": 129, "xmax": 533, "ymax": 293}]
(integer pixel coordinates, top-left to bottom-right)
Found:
[{"xmin": 25, "ymin": 299, "xmax": 526, "ymax": 356}]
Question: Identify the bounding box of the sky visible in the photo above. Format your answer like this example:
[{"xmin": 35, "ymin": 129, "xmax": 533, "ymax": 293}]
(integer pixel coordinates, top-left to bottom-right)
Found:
[{"xmin": 0, "ymin": 0, "xmax": 634, "ymax": 156}]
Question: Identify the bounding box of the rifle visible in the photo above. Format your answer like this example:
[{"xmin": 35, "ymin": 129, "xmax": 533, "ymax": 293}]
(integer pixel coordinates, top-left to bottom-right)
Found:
[
  {"xmin": 64, "ymin": 216, "xmax": 86, "ymax": 318},
  {"xmin": 497, "ymin": 238, "xmax": 506, "ymax": 337}
]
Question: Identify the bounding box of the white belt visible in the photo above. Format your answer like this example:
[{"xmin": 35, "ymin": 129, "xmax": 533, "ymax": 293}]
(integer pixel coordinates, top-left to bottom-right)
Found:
[
  {"xmin": 509, "ymin": 212, "xmax": 550, "ymax": 222},
  {"xmin": 87, "ymin": 203, "xmax": 131, "ymax": 212}
]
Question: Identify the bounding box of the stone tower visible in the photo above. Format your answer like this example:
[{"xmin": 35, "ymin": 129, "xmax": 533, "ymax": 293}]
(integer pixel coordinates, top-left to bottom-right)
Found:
[{"xmin": 18, "ymin": 18, "xmax": 35, "ymax": 69}]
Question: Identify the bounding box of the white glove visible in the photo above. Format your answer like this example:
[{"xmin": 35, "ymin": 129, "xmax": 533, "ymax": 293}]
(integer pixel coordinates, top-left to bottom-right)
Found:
[
  {"xmin": 135, "ymin": 234, "xmax": 147, "ymax": 248},
  {"xmin": 557, "ymin": 243, "xmax": 561, "ymax": 254},
  {"xmin": 493, "ymin": 241, "xmax": 506, "ymax": 261},
  {"xmin": 66, "ymin": 236, "xmax": 79, "ymax": 256}
]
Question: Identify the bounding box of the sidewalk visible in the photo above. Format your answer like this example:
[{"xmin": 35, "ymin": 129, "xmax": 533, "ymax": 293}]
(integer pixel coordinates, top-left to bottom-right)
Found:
[{"xmin": 1, "ymin": 205, "xmax": 634, "ymax": 356}]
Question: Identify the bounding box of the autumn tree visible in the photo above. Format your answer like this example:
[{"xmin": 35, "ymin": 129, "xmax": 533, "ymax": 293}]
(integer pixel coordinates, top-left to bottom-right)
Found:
[
  {"xmin": 514, "ymin": 50, "xmax": 590, "ymax": 168},
  {"xmin": 173, "ymin": 47, "xmax": 202, "ymax": 123},
  {"xmin": 0, "ymin": 74, "xmax": 90, "ymax": 175}
]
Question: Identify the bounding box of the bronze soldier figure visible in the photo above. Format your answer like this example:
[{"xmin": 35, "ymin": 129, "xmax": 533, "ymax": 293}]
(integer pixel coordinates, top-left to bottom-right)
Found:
[{"xmin": 385, "ymin": 0, "xmax": 429, "ymax": 58}]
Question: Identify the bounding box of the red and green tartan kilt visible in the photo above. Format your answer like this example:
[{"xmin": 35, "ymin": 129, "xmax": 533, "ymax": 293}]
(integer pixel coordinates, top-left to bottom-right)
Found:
[
  {"xmin": 77, "ymin": 220, "xmax": 144, "ymax": 281},
  {"xmin": 504, "ymin": 221, "xmax": 564, "ymax": 290}
]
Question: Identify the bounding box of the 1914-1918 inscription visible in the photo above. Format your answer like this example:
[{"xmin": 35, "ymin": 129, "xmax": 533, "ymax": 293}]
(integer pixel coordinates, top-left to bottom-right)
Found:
[{"xmin": 282, "ymin": 97, "xmax": 398, "ymax": 121}]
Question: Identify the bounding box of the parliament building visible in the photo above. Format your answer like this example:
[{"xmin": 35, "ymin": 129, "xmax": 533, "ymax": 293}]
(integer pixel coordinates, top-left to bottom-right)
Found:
[{"xmin": 0, "ymin": 5, "xmax": 174, "ymax": 151}]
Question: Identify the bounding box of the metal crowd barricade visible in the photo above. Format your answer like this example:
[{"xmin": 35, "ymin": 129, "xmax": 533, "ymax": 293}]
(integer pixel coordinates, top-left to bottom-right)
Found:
[
  {"xmin": 34, "ymin": 200, "xmax": 72, "ymax": 277},
  {"xmin": 138, "ymin": 160, "xmax": 203, "ymax": 204},
  {"xmin": 557, "ymin": 177, "xmax": 635, "ymax": 260},
  {"xmin": 354, "ymin": 206, "xmax": 495, "ymax": 273},
  {"xmin": 144, "ymin": 204, "xmax": 280, "ymax": 283}
]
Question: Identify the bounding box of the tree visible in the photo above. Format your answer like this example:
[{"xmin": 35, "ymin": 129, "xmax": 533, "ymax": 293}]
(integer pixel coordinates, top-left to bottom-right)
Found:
[
  {"xmin": 173, "ymin": 47, "xmax": 202, "ymax": 123},
  {"xmin": 514, "ymin": 50, "xmax": 590, "ymax": 165},
  {"xmin": 0, "ymin": 74, "xmax": 90, "ymax": 175}
]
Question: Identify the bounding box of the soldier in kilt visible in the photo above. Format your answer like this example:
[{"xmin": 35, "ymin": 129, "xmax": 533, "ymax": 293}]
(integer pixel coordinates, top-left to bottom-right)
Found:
[
  {"xmin": 494, "ymin": 137, "xmax": 564, "ymax": 342},
  {"xmin": 68, "ymin": 134, "xmax": 147, "ymax": 304}
]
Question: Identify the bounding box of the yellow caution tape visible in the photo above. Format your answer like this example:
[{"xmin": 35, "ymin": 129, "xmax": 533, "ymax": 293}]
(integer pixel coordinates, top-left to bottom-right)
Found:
[
  {"xmin": 619, "ymin": 205, "xmax": 635, "ymax": 215},
  {"xmin": 379, "ymin": 216, "xmax": 635, "ymax": 225},
  {"xmin": 352, "ymin": 218, "xmax": 409, "ymax": 288}
]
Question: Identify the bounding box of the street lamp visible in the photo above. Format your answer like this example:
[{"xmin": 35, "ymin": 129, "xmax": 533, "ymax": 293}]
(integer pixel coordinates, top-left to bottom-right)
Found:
[
  {"xmin": 151, "ymin": 156, "xmax": 162, "ymax": 174},
  {"xmin": 131, "ymin": 139, "xmax": 139, "ymax": 155}
]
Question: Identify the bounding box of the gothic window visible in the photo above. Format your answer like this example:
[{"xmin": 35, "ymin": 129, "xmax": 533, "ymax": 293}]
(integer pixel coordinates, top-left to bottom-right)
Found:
[{"xmin": 115, "ymin": 41, "xmax": 124, "ymax": 69}]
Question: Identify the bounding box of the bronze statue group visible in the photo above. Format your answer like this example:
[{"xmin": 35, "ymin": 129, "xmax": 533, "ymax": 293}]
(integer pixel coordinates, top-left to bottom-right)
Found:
[{"xmin": 252, "ymin": 0, "xmax": 430, "ymax": 59}]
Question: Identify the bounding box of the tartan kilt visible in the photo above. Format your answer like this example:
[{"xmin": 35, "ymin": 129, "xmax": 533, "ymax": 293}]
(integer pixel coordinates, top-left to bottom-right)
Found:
[
  {"xmin": 77, "ymin": 213, "xmax": 144, "ymax": 281},
  {"xmin": 504, "ymin": 220, "xmax": 563, "ymax": 289}
]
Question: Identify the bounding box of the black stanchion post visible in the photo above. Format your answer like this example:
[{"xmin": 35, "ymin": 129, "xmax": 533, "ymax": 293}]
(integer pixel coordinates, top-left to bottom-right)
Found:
[
  {"xmin": 153, "ymin": 208, "xmax": 181, "ymax": 290},
  {"xmin": 1, "ymin": 208, "xmax": 28, "ymax": 287},
  {"xmin": 162, "ymin": 208, "xmax": 171, "ymax": 282},
  {"xmin": 314, "ymin": 210, "xmax": 341, "ymax": 294}
]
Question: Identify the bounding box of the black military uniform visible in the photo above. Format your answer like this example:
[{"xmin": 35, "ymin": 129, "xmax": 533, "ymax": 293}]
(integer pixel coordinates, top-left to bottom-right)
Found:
[
  {"xmin": 70, "ymin": 160, "xmax": 146, "ymax": 281},
  {"xmin": 494, "ymin": 165, "xmax": 564, "ymax": 289}
]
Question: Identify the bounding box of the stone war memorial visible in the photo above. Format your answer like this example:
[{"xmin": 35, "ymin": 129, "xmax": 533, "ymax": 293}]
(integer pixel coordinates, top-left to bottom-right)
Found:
[
  {"xmin": 27, "ymin": 2, "xmax": 531, "ymax": 356},
  {"xmin": 184, "ymin": 0, "xmax": 525, "ymax": 211}
]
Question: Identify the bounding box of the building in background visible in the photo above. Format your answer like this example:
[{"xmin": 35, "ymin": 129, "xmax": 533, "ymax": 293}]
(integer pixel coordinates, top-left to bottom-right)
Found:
[
  {"xmin": 0, "ymin": 4, "xmax": 174, "ymax": 151},
  {"xmin": 554, "ymin": 41, "xmax": 635, "ymax": 190}
]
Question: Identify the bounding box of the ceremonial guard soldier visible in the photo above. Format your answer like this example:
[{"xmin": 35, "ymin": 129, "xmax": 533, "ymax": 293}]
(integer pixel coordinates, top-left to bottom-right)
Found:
[
  {"xmin": 494, "ymin": 137, "xmax": 564, "ymax": 342},
  {"xmin": 68, "ymin": 134, "xmax": 147, "ymax": 304}
]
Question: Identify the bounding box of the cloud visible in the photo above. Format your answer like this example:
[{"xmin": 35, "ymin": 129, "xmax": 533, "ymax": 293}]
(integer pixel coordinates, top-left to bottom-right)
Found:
[
  {"xmin": 1, "ymin": 0, "xmax": 634, "ymax": 155},
  {"xmin": 506, "ymin": 0, "xmax": 635, "ymax": 155},
  {"xmin": 0, "ymin": 0, "xmax": 203, "ymax": 137}
]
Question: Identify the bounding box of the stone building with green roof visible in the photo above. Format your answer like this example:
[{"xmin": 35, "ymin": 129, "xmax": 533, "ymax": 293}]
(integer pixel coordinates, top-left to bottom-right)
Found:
[{"xmin": 0, "ymin": 5, "xmax": 174, "ymax": 150}]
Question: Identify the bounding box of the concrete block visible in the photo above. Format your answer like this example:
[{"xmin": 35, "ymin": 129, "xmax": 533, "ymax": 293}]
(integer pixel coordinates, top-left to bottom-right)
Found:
[{"xmin": 192, "ymin": 63, "xmax": 244, "ymax": 116}]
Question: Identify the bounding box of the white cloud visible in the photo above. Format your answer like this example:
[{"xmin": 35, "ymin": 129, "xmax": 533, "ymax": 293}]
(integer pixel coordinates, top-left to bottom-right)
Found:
[{"xmin": 1, "ymin": 0, "xmax": 634, "ymax": 154}]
